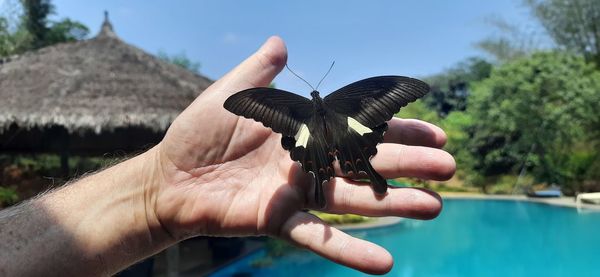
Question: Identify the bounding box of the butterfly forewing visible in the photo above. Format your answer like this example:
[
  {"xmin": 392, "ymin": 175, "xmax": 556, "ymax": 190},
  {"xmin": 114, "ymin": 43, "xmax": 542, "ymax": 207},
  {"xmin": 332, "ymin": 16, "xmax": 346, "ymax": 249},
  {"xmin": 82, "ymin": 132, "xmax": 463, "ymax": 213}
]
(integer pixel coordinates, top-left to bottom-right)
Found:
[
  {"xmin": 324, "ymin": 76, "xmax": 430, "ymax": 128},
  {"xmin": 223, "ymin": 88, "xmax": 313, "ymax": 136}
]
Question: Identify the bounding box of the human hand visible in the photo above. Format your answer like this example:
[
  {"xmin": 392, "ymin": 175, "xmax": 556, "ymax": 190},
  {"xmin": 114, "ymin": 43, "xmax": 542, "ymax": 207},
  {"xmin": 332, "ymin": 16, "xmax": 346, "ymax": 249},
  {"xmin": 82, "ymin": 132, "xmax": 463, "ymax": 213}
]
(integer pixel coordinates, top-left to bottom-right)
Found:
[{"xmin": 147, "ymin": 36, "xmax": 455, "ymax": 274}]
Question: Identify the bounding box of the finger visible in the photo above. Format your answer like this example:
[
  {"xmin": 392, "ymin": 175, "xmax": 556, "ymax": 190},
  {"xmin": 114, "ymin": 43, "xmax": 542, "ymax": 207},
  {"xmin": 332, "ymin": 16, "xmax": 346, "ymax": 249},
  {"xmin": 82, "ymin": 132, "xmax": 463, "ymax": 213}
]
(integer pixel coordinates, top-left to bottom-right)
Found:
[
  {"xmin": 280, "ymin": 211, "xmax": 393, "ymax": 275},
  {"xmin": 310, "ymin": 178, "xmax": 442, "ymax": 219},
  {"xmin": 384, "ymin": 118, "xmax": 447, "ymax": 148},
  {"xmin": 164, "ymin": 37, "xmax": 287, "ymax": 169},
  {"xmin": 331, "ymin": 143, "xmax": 455, "ymax": 181},
  {"xmin": 371, "ymin": 143, "xmax": 456, "ymax": 180}
]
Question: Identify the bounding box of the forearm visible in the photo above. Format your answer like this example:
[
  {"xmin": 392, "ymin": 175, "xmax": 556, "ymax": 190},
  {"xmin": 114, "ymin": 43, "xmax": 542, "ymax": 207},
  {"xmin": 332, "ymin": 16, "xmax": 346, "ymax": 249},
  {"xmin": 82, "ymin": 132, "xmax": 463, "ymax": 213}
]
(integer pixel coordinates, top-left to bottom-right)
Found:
[{"xmin": 0, "ymin": 148, "xmax": 173, "ymax": 276}]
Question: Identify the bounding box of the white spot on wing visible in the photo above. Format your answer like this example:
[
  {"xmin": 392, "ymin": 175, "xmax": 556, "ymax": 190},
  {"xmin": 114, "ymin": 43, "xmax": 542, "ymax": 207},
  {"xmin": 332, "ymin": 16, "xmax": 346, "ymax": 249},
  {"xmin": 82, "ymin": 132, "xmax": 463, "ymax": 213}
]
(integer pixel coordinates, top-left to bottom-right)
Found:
[
  {"xmin": 347, "ymin": 117, "xmax": 372, "ymax": 135},
  {"xmin": 295, "ymin": 124, "xmax": 310, "ymax": 147}
]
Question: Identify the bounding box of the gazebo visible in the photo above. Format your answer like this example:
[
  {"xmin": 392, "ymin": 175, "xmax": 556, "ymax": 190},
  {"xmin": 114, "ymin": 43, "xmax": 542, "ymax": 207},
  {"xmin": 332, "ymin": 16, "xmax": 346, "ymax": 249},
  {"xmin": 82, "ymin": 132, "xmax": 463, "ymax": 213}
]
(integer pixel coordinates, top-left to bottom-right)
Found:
[{"xmin": 0, "ymin": 13, "xmax": 212, "ymax": 175}]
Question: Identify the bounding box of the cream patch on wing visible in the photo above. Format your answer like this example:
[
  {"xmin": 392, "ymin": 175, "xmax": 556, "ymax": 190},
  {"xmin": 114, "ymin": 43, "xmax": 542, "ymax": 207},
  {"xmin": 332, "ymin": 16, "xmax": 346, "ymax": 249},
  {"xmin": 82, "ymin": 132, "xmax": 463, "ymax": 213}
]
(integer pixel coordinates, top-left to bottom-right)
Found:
[
  {"xmin": 347, "ymin": 117, "xmax": 372, "ymax": 135},
  {"xmin": 295, "ymin": 124, "xmax": 310, "ymax": 147}
]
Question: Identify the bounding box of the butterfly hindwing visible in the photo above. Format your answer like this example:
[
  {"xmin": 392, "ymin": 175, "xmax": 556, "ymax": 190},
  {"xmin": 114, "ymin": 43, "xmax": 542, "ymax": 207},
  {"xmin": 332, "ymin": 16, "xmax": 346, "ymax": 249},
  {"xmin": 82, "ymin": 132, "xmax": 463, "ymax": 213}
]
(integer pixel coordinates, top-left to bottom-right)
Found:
[
  {"xmin": 324, "ymin": 76, "xmax": 430, "ymax": 128},
  {"xmin": 223, "ymin": 88, "xmax": 313, "ymax": 136},
  {"xmin": 332, "ymin": 121, "xmax": 389, "ymax": 193},
  {"xmin": 282, "ymin": 116, "xmax": 336, "ymax": 207}
]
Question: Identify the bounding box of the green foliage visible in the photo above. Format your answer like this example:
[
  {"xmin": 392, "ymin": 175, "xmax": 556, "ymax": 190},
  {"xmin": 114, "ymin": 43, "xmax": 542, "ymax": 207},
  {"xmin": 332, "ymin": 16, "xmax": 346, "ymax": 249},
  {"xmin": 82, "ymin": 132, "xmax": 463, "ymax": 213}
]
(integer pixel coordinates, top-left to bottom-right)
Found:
[
  {"xmin": 391, "ymin": 178, "xmax": 477, "ymax": 193},
  {"xmin": 0, "ymin": 16, "xmax": 30, "ymax": 56},
  {"xmin": 387, "ymin": 178, "xmax": 410, "ymax": 187},
  {"xmin": 0, "ymin": 186, "xmax": 19, "ymax": 207},
  {"xmin": 424, "ymin": 57, "xmax": 493, "ymax": 117},
  {"xmin": 6, "ymin": 155, "xmax": 108, "ymax": 176},
  {"xmin": 311, "ymin": 211, "xmax": 370, "ymax": 225},
  {"xmin": 1, "ymin": 154, "xmax": 116, "ymax": 182},
  {"xmin": 430, "ymin": 183, "xmax": 474, "ymax": 193},
  {"xmin": 12, "ymin": 154, "xmax": 61, "ymax": 175},
  {"xmin": 20, "ymin": 0, "xmax": 53, "ymax": 49},
  {"xmin": 465, "ymin": 52, "xmax": 600, "ymax": 191},
  {"xmin": 0, "ymin": 0, "xmax": 88, "ymax": 57},
  {"xmin": 157, "ymin": 50, "xmax": 201, "ymax": 73},
  {"xmin": 45, "ymin": 18, "xmax": 88, "ymax": 44},
  {"xmin": 0, "ymin": 154, "xmax": 117, "ymax": 204},
  {"xmin": 395, "ymin": 100, "xmax": 439, "ymax": 124},
  {"xmin": 484, "ymin": 174, "xmax": 534, "ymax": 194},
  {"xmin": 439, "ymin": 111, "xmax": 475, "ymax": 180},
  {"xmin": 0, "ymin": 17, "xmax": 13, "ymax": 55}
]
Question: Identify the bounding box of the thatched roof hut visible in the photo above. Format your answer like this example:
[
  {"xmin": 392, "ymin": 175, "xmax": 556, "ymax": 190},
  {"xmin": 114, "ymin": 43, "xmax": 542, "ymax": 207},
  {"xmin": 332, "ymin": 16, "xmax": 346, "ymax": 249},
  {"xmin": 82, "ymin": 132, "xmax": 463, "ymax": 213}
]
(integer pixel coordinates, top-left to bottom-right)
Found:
[{"xmin": 0, "ymin": 13, "xmax": 211, "ymax": 156}]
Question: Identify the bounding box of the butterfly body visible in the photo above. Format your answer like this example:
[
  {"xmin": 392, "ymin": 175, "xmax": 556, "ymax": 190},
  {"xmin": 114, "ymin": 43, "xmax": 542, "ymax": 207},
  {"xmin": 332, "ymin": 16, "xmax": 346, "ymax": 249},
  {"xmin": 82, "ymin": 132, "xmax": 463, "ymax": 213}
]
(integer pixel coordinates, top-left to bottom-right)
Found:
[{"xmin": 224, "ymin": 76, "xmax": 429, "ymax": 207}]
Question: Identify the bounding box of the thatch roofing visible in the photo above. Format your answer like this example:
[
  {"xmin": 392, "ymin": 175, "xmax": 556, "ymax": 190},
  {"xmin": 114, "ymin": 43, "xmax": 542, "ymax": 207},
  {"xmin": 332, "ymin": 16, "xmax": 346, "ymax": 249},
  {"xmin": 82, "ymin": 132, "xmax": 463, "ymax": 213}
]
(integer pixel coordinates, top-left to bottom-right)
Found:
[{"xmin": 0, "ymin": 13, "xmax": 212, "ymax": 134}]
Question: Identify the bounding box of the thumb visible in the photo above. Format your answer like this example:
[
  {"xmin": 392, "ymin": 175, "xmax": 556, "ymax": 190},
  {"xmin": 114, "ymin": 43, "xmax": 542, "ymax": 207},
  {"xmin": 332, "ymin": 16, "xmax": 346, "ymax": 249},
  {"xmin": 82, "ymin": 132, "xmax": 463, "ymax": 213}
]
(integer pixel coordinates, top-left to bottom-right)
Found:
[
  {"xmin": 208, "ymin": 36, "xmax": 287, "ymax": 96},
  {"xmin": 173, "ymin": 36, "xmax": 287, "ymax": 130}
]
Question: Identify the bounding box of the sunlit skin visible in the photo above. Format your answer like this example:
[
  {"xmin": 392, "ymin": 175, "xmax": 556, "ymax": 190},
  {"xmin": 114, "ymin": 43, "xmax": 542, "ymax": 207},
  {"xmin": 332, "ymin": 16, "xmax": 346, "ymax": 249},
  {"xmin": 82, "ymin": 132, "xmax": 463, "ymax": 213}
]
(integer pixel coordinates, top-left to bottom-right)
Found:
[{"xmin": 0, "ymin": 36, "xmax": 455, "ymax": 276}]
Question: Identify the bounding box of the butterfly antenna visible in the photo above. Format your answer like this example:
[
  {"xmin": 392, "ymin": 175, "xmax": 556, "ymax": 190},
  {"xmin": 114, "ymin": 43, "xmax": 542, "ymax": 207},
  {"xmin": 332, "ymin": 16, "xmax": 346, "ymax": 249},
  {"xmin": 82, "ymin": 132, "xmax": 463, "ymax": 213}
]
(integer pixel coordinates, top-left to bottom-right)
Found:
[
  {"xmin": 285, "ymin": 64, "xmax": 315, "ymax": 91},
  {"xmin": 315, "ymin": 61, "xmax": 335, "ymax": 91}
]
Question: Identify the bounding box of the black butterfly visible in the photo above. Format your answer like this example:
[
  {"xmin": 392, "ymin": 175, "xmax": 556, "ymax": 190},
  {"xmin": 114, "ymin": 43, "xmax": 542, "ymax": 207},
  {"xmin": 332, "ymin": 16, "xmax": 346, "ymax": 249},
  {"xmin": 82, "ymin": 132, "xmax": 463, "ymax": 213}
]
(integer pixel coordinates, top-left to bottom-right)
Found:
[{"xmin": 223, "ymin": 76, "xmax": 429, "ymax": 207}]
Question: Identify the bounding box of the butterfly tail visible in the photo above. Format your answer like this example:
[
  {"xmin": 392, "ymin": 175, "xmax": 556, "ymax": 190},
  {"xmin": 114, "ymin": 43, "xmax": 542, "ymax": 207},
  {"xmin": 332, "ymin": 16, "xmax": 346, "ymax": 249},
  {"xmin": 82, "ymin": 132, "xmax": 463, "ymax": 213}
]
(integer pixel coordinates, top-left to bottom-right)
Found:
[
  {"xmin": 362, "ymin": 157, "xmax": 388, "ymax": 194},
  {"xmin": 334, "ymin": 122, "xmax": 389, "ymax": 194},
  {"xmin": 361, "ymin": 124, "xmax": 389, "ymax": 194}
]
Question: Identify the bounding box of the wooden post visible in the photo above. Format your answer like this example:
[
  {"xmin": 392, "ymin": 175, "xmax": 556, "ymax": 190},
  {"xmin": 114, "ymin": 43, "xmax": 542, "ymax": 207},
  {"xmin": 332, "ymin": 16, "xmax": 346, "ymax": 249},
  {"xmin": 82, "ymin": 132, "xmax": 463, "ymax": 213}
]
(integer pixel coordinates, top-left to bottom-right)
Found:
[{"xmin": 59, "ymin": 128, "xmax": 70, "ymax": 177}]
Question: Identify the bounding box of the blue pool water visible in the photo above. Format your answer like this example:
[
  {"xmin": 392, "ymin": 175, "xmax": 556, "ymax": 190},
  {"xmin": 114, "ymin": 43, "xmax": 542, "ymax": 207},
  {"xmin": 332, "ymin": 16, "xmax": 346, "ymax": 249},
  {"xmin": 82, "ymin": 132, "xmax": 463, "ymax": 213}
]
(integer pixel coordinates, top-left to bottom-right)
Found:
[{"xmin": 211, "ymin": 199, "xmax": 600, "ymax": 276}]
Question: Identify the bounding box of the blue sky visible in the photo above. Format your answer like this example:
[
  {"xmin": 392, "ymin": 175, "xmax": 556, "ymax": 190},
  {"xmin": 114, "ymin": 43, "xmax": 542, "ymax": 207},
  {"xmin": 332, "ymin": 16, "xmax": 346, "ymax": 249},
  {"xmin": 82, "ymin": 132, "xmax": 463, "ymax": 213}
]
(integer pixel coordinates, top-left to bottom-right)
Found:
[{"xmin": 47, "ymin": 0, "xmax": 536, "ymax": 96}]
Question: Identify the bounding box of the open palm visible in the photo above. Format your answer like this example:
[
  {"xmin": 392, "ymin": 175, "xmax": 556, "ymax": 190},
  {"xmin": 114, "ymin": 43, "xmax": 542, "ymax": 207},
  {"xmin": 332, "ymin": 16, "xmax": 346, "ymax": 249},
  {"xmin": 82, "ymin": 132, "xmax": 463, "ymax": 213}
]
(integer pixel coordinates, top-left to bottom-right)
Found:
[{"xmin": 149, "ymin": 37, "xmax": 455, "ymax": 274}]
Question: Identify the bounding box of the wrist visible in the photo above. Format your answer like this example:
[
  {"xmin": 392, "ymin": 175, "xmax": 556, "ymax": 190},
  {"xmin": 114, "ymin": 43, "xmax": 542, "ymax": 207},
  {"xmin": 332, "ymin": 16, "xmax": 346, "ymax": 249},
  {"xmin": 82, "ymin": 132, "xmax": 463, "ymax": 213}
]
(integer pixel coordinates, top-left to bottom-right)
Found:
[{"xmin": 39, "ymin": 146, "xmax": 175, "ymax": 274}]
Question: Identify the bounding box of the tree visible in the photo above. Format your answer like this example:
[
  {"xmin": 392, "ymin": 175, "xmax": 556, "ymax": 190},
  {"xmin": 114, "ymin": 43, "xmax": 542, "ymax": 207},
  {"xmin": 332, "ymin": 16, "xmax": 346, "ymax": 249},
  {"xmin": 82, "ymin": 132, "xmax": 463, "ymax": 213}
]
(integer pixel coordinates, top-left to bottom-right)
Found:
[
  {"xmin": 475, "ymin": 18, "xmax": 543, "ymax": 63},
  {"xmin": 157, "ymin": 50, "xmax": 201, "ymax": 73},
  {"xmin": 424, "ymin": 57, "xmax": 493, "ymax": 117},
  {"xmin": 478, "ymin": 0, "xmax": 600, "ymax": 65},
  {"xmin": 44, "ymin": 18, "xmax": 88, "ymax": 45},
  {"xmin": 395, "ymin": 99, "xmax": 439, "ymax": 125},
  {"xmin": 0, "ymin": 0, "xmax": 88, "ymax": 57},
  {"xmin": 1, "ymin": 1, "xmax": 28, "ymax": 57},
  {"xmin": 465, "ymin": 52, "xmax": 600, "ymax": 192},
  {"xmin": 525, "ymin": 0, "xmax": 600, "ymax": 66},
  {"xmin": 20, "ymin": 0, "xmax": 52, "ymax": 49},
  {"xmin": 439, "ymin": 111, "xmax": 475, "ymax": 182}
]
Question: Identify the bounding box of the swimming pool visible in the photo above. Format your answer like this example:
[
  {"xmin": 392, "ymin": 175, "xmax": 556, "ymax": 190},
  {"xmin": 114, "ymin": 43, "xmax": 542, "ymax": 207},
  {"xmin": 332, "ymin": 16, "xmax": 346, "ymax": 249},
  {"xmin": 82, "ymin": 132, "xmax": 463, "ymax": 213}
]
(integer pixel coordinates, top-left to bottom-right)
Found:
[{"xmin": 210, "ymin": 199, "xmax": 600, "ymax": 276}]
